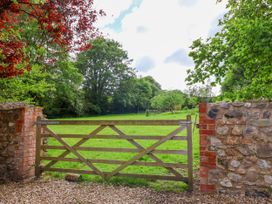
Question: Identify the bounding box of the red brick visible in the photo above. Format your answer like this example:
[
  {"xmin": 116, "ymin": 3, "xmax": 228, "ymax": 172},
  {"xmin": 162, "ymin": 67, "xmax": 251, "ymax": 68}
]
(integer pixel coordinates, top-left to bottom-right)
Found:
[
  {"xmin": 200, "ymin": 184, "xmax": 216, "ymax": 193},
  {"xmin": 200, "ymin": 129, "xmax": 215, "ymax": 135},
  {"xmin": 200, "ymin": 177, "xmax": 208, "ymax": 184},
  {"xmin": 200, "ymin": 137, "xmax": 208, "ymax": 146},
  {"xmin": 199, "ymin": 124, "xmax": 207, "ymax": 129},
  {"xmin": 200, "ymin": 118, "xmax": 216, "ymax": 125},
  {"xmin": 200, "ymin": 166, "xmax": 209, "ymax": 177},
  {"xmin": 200, "ymin": 155, "xmax": 208, "ymax": 162},
  {"xmin": 200, "ymin": 151, "xmax": 216, "ymax": 157},
  {"xmin": 199, "ymin": 114, "xmax": 207, "ymax": 120},
  {"xmin": 200, "ymin": 162, "xmax": 216, "ymax": 169},
  {"xmin": 207, "ymin": 124, "xmax": 216, "ymax": 130},
  {"xmin": 199, "ymin": 103, "xmax": 207, "ymax": 113},
  {"xmin": 200, "ymin": 155, "xmax": 216, "ymax": 164}
]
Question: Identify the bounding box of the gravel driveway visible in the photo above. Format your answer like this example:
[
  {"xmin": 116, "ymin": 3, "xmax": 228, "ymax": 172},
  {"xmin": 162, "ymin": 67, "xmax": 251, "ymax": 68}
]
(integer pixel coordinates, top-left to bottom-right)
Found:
[{"xmin": 0, "ymin": 179, "xmax": 271, "ymax": 204}]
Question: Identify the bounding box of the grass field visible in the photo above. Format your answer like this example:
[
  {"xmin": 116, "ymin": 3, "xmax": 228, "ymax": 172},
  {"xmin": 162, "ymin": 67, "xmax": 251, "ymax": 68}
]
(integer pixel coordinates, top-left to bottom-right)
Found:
[{"xmin": 43, "ymin": 109, "xmax": 199, "ymax": 192}]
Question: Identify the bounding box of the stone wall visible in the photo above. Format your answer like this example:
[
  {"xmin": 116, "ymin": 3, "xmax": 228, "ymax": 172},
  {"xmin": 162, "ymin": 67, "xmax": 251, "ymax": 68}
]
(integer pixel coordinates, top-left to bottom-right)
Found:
[
  {"xmin": 0, "ymin": 103, "xmax": 43, "ymax": 183},
  {"xmin": 199, "ymin": 102, "xmax": 272, "ymax": 196}
]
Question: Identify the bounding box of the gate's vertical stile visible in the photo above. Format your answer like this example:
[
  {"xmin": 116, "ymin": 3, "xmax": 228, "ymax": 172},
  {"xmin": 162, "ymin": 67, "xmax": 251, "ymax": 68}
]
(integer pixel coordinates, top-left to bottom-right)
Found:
[
  {"xmin": 35, "ymin": 116, "xmax": 42, "ymax": 177},
  {"xmin": 186, "ymin": 115, "xmax": 193, "ymax": 191}
]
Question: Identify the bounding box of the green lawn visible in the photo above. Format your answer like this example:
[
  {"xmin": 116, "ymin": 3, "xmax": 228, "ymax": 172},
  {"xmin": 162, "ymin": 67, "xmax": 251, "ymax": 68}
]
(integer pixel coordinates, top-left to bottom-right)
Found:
[{"xmin": 43, "ymin": 109, "xmax": 199, "ymax": 192}]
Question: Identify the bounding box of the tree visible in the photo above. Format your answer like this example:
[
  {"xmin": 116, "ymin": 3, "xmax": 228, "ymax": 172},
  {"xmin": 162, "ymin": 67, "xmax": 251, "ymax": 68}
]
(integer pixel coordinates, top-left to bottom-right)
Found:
[
  {"xmin": 0, "ymin": 57, "xmax": 84, "ymax": 117},
  {"xmin": 111, "ymin": 79, "xmax": 136, "ymax": 113},
  {"xmin": 0, "ymin": 0, "xmax": 104, "ymax": 78},
  {"xmin": 186, "ymin": 0, "xmax": 272, "ymax": 100},
  {"xmin": 183, "ymin": 84, "xmax": 214, "ymax": 109},
  {"xmin": 76, "ymin": 38, "xmax": 135, "ymax": 114},
  {"xmin": 42, "ymin": 59, "xmax": 84, "ymax": 117},
  {"xmin": 0, "ymin": 64, "xmax": 53, "ymax": 103},
  {"xmin": 112, "ymin": 76, "xmax": 161, "ymax": 113},
  {"xmin": 151, "ymin": 90, "xmax": 185, "ymax": 113},
  {"xmin": 142, "ymin": 76, "xmax": 161, "ymax": 97},
  {"xmin": 131, "ymin": 78, "xmax": 153, "ymax": 112}
]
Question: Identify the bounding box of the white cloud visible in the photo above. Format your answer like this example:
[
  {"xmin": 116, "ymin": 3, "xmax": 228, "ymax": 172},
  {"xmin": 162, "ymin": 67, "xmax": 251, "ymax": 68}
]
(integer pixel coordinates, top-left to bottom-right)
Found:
[
  {"xmin": 165, "ymin": 49, "xmax": 194, "ymax": 66},
  {"xmin": 136, "ymin": 56, "xmax": 155, "ymax": 72},
  {"xmin": 143, "ymin": 64, "xmax": 188, "ymax": 91},
  {"xmin": 94, "ymin": 0, "xmax": 133, "ymax": 26},
  {"xmin": 98, "ymin": 0, "xmax": 227, "ymax": 91},
  {"xmin": 178, "ymin": 0, "xmax": 199, "ymax": 7}
]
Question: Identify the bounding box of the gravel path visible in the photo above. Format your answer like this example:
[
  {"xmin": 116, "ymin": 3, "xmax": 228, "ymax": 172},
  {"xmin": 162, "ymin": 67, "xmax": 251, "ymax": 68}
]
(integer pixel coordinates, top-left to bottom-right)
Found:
[{"xmin": 0, "ymin": 179, "xmax": 271, "ymax": 204}]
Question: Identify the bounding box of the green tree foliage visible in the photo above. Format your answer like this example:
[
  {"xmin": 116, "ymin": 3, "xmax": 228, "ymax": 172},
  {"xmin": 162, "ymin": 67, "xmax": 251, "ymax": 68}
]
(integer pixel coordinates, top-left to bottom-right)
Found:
[
  {"xmin": 0, "ymin": 65, "xmax": 52, "ymax": 103},
  {"xmin": 76, "ymin": 38, "xmax": 135, "ymax": 114},
  {"xmin": 130, "ymin": 78, "xmax": 153, "ymax": 112},
  {"xmin": 42, "ymin": 59, "xmax": 84, "ymax": 117},
  {"xmin": 112, "ymin": 76, "xmax": 161, "ymax": 113},
  {"xmin": 143, "ymin": 76, "xmax": 162, "ymax": 97},
  {"xmin": 0, "ymin": 57, "xmax": 84, "ymax": 117},
  {"xmin": 151, "ymin": 90, "xmax": 186, "ymax": 112},
  {"xmin": 186, "ymin": 0, "xmax": 272, "ymax": 100},
  {"xmin": 111, "ymin": 79, "xmax": 135, "ymax": 113},
  {"xmin": 183, "ymin": 84, "xmax": 214, "ymax": 108}
]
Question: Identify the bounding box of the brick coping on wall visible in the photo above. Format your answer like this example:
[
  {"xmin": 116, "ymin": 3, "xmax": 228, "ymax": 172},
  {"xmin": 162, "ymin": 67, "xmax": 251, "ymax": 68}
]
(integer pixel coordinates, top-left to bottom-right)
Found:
[{"xmin": 0, "ymin": 102, "xmax": 36, "ymax": 110}]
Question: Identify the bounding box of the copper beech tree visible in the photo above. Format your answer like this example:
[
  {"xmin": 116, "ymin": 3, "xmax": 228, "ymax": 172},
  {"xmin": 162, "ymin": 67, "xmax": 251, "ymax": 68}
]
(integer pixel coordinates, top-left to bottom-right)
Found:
[{"xmin": 0, "ymin": 0, "xmax": 104, "ymax": 78}]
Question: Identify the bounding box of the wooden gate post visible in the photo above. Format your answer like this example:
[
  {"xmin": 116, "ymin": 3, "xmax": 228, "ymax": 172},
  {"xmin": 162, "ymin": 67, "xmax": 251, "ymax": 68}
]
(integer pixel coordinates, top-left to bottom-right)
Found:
[{"xmin": 187, "ymin": 115, "xmax": 193, "ymax": 191}]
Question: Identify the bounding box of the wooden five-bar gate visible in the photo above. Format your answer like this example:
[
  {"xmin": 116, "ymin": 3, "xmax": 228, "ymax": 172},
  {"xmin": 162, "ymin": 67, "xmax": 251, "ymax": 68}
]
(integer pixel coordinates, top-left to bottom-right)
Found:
[{"xmin": 35, "ymin": 116, "xmax": 193, "ymax": 191}]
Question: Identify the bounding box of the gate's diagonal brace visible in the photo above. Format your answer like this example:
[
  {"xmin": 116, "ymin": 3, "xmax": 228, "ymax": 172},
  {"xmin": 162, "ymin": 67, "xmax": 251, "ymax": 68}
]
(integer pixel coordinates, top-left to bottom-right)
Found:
[
  {"xmin": 106, "ymin": 126, "xmax": 185, "ymax": 179},
  {"xmin": 110, "ymin": 125, "xmax": 185, "ymax": 180},
  {"xmin": 43, "ymin": 127, "xmax": 105, "ymax": 178},
  {"xmin": 42, "ymin": 125, "xmax": 106, "ymax": 176}
]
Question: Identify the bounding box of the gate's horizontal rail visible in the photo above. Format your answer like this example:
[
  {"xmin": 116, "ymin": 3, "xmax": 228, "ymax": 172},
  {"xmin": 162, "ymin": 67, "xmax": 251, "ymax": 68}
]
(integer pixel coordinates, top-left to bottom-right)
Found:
[
  {"xmin": 37, "ymin": 120, "xmax": 191, "ymax": 126},
  {"xmin": 40, "ymin": 157, "xmax": 187, "ymax": 168},
  {"xmin": 44, "ymin": 167, "xmax": 189, "ymax": 183},
  {"xmin": 41, "ymin": 145, "xmax": 188, "ymax": 155},
  {"xmin": 41, "ymin": 134, "xmax": 188, "ymax": 141}
]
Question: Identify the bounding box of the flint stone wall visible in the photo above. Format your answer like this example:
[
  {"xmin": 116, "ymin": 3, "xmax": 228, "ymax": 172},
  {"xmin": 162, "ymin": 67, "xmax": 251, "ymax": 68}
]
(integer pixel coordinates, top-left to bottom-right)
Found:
[
  {"xmin": 199, "ymin": 102, "xmax": 272, "ymax": 196},
  {"xmin": 0, "ymin": 103, "xmax": 42, "ymax": 183}
]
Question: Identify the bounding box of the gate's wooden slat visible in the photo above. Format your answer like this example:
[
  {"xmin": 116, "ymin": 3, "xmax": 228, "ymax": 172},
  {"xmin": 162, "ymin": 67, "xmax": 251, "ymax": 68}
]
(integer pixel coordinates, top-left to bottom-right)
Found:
[
  {"xmin": 42, "ymin": 145, "xmax": 139, "ymax": 152},
  {"xmin": 153, "ymin": 150, "xmax": 187, "ymax": 154},
  {"xmin": 42, "ymin": 145, "xmax": 140, "ymax": 152},
  {"xmin": 106, "ymin": 126, "xmax": 186, "ymax": 179},
  {"xmin": 116, "ymin": 173, "xmax": 188, "ymax": 183},
  {"xmin": 40, "ymin": 157, "xmax": 188, "ymax": 168},
  {"xmin": 42, "ymin": 125, "xmax": 106, "ymax": 171},
  {"xmin": 44, "ymin": 127, "xmax": 105, "ymax": 178},
  {"xmin": 186, "ymin": 115, "xmax": 193, "ymax": 191},
  {"xmin": 44, "ymin": 168, "xmax": 188, "ymax": 182},
  {"xmin": 45, "ymin": 168, "xmax": 96, "ymax": 175},
  {"xmin": 41, "ymin": 134, "xmax": 188, "ymax": 141},
  {"xmin": 37, "ymin": 120, "xmax": 189, "ymax": 126},
  {"xmin": 110, "ymin": 125, "xmax": 185, "ymax": 179},
  {"xmin": 41, "ymin": 145, "xmax": 187, "ymax": 155}
]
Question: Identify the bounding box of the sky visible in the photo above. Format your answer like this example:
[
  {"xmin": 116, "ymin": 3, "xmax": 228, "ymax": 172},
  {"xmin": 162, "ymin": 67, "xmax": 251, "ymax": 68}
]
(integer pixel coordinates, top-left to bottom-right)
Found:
[{"xmin": 94, "ymin": 0, "xmax": 227, "ymax": 91}]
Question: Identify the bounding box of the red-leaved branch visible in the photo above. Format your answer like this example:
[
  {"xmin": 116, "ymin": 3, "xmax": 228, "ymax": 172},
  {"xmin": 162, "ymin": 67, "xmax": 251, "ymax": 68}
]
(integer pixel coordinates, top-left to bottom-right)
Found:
[{"xmin": 0, "ymin": 0, "xmax": 104, "ymax": 78}]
